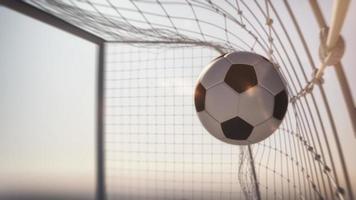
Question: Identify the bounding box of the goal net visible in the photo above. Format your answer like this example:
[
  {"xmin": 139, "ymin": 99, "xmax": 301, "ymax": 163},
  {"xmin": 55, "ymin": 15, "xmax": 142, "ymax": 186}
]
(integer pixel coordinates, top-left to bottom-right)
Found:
[{"xmin": 23, "ymin": 0, "xmax": 355, "ymax": 199}]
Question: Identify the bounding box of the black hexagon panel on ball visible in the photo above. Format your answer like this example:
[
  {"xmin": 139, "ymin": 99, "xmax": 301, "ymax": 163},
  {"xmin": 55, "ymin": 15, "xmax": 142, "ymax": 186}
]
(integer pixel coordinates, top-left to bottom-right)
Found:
[{"xmin": 194, "ymin": 51, "xmax": 288, "ymax": 145}]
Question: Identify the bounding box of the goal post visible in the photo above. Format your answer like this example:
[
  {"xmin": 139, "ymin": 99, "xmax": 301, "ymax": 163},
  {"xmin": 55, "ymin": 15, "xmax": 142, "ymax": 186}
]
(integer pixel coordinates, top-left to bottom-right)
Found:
[{"xmin": 2, "ymin": 0, "xmax": 356, "ymax": 199}]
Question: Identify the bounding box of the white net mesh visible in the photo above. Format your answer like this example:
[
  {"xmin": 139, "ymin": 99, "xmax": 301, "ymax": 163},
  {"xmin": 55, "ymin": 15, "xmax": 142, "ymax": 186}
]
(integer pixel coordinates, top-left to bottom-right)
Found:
[
  {"xmin": 23, "ymin": 0, "xmax": 354, "ymax": 199},
  {"xmin": 105, "ymin": 44, "xmax": 243, "ymax": 199}
]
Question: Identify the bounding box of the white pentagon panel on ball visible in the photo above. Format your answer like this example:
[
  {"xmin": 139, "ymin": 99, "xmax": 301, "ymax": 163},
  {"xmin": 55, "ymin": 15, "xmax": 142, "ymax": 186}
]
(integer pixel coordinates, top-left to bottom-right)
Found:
[
  {"xmin": 220, "ymin": 136, "xmax": 252, "ymax": 146},
  {"xmin": 247, "ymin": 117, "xmax": 281, "ymax": 144},
  {"xmin": 224, "ymin": 51, "xmax": 263, "ymax": 66},
  {"xmin": 199, "ymin": 57, "xmax": 232, "ymax": 89},
  {"xmin": 254, "ymin": 59, "xmax": 285, "ymax": 95},
  {"xmin": 196, "ymin": 110, "xmax": 226, "ymax": 140},
  {"xmin": 205, "ymin": 83, "xmax": 240, "ymax": 122},
  {"xmin": 238, "ymin": 86, "xmax": 274, "ymax": 126}
]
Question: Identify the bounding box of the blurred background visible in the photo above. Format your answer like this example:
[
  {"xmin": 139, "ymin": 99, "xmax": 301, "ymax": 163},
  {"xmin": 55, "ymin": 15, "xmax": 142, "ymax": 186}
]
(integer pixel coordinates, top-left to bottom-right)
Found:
[
  {"xmin": 0, "ymin": 1, "xmax": 356, "ymax": 200},
  {"xmin": 0, "ymin": 5, "xmax": 96, "ymax": 200}
]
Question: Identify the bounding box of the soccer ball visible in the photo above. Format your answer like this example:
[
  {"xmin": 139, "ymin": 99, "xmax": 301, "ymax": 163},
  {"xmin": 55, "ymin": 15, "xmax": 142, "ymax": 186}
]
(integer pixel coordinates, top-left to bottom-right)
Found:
[{"xmin": 194, "ymin": 51, "xmax": 288, "ymax": 145}]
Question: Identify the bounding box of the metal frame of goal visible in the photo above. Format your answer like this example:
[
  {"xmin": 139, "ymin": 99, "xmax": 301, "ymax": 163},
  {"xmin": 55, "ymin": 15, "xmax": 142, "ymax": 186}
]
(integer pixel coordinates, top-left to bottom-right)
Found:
[{"xmin": 2, "ymin": 0, "xmax": 355, "ymax": 200}]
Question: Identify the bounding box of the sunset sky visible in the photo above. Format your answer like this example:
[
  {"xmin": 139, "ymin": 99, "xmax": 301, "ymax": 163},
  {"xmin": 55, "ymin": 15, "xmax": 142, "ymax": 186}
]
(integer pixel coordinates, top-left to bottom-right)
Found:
[{"xmin": 0, "ymin": 0, "xmax": 356, "ymax": 199}]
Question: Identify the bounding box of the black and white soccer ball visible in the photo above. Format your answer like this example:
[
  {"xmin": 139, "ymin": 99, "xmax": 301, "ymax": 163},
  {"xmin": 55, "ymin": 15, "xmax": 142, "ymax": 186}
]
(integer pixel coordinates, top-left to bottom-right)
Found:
[{"xmin": 194, "ymin": 51, "xmax": 288, "ymax": 145}]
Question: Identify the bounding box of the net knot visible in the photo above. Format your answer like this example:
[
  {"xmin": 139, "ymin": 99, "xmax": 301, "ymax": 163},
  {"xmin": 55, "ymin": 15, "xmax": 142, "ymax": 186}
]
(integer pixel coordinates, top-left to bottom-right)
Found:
[
  {"xmin": 266, "ymin": 18, "xmax": 273, "ymax": 26},
  {"xmin": 312, "ymin": 69, "xmax": 324, "ymax": 85},
  {"xmin": 305, "ymin": 82, "xmax": 314, "ymax": 93},
  {"xmin": 319, "ymin": 27, "xmax": 345, "ymax": 66}
]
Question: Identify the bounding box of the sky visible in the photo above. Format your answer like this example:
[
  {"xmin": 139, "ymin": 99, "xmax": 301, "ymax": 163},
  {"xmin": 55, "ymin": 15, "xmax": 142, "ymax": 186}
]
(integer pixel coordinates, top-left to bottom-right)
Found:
[
  {"xmin": 0, "ymin": 0, "xmax": 356, "ymax": 199},
  {"xmin": 0, "ymin": 6, "xmax": 97, "ymax": 199}
]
